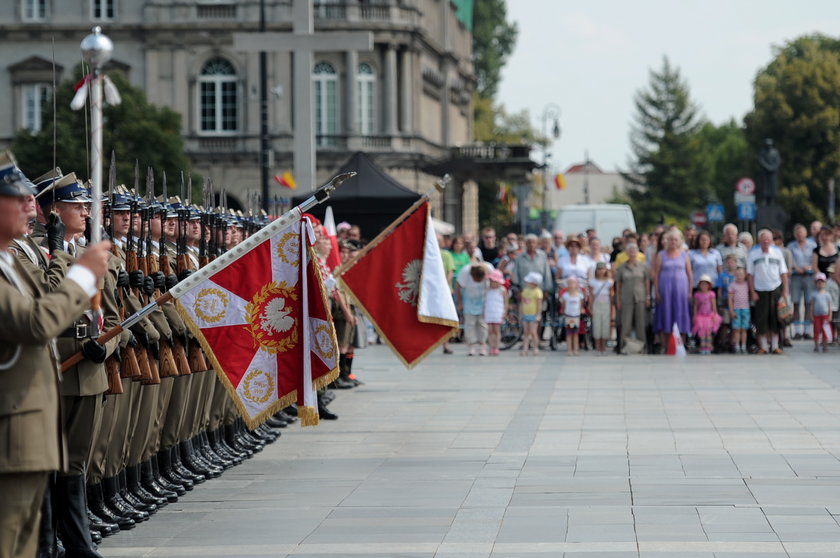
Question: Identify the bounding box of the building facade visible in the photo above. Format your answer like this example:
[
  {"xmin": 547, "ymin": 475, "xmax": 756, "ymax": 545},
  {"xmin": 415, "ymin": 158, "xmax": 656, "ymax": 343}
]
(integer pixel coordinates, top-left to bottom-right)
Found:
[{"xmin": 0, "ymin": 0, "xmax": 478, "ymax": 234}]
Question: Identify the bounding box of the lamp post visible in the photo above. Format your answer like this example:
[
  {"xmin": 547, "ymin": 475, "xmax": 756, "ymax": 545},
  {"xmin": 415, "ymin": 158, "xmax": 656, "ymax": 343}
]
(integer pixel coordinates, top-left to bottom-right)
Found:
[
  {"xmin": 540, "ymin": 104, "xmax": 561, "ymax": 230},
  {"xmin": 80, "ymin": 26, "xmax": 113, "ymax": 245}
]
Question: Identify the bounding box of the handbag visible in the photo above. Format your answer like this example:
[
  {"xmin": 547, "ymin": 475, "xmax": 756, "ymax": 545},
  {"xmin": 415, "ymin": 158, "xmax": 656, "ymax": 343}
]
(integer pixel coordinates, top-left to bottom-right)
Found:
[{"xmin": 777, "ymin": 295, "xmax": 793, "ymax": 325}]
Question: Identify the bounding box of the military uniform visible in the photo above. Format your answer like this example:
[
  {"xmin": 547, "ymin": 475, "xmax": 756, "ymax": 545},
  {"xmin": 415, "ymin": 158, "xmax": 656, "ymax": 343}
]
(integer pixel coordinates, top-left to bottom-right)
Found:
[{"xmin": 0, "ymin": 155, "xmax": 97, "ymax": 558}]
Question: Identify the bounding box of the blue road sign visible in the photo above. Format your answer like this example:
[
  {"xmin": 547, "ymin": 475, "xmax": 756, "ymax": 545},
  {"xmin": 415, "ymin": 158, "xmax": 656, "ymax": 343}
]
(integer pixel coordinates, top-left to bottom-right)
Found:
[
  {"xmin": 737, "ymin": 202, "xmax": 756, "ymax": 221},
  {"xmin": 706, "ymin": 203, "xmax": 725, "ymax": 223}
]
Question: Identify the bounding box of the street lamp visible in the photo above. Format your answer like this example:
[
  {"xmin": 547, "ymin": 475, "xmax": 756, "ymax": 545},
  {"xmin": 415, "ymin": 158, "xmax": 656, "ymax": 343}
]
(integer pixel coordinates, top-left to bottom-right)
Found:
[{"xmin": 540, "ymin": 104, "xmax": 561, "ymax": 230}]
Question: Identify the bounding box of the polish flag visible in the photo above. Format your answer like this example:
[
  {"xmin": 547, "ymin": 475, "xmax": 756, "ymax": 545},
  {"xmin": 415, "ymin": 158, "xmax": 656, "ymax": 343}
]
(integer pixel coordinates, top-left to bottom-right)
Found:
[{"xmin": 322, "ymin": 206, "xmax": 342, "ymax": 272}]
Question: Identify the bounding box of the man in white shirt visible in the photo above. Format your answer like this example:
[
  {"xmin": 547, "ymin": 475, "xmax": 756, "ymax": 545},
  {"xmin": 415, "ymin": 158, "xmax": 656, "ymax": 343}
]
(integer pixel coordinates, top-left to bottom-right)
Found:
[{"xmin": 747, "ymin": 229, "xmax": 790, "ymax": 354}]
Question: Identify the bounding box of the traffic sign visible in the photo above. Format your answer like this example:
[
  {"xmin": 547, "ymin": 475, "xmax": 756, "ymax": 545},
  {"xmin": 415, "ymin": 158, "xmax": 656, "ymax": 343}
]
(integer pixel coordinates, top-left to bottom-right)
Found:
[
  {"xmin": 706, "ymin": 203, "xmax": 724, "ymax": 223},
  {"xmin": 735, "ymin": 193, "xmax": 756, "ymax": 204},
  {"xmin": 691, "ymin": 210, "xmax": 707, "ymax": 226},
  {"xmin": 737, "ymin": 202, "xmax": 756, "ymax": 221},
  {"xmin": 736, "ymin": 177, "xmax": 756, "ymax": 195}
]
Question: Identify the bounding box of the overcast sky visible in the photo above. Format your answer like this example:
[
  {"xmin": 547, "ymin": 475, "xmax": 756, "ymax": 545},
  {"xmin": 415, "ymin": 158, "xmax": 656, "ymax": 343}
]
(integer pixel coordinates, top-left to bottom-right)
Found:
[{"xmin": 496, "ymin": 0, "xmax": 840, "ymax": 174}]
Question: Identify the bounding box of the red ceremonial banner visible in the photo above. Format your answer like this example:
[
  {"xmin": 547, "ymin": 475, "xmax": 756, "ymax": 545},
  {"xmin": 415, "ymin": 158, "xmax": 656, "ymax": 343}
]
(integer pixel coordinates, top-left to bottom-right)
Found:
[{"xmin": 339, "ymin": 201, "xmax": 457, "ymax": 367}]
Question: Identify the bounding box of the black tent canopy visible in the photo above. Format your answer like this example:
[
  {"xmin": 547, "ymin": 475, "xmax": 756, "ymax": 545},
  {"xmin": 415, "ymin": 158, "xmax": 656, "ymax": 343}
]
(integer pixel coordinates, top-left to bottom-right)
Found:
[{"xmin": 293, "ymin": 152, "xmax": 421, "ymax": 240}]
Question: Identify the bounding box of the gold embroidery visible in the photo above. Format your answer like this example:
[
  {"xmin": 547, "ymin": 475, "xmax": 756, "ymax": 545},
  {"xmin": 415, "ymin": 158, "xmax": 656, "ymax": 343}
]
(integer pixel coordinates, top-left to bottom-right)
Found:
[
  {"xmin": 275, "ymin": 231, "xmax": 300, "ymax": 266},
  {"xmin": 244, "ymin": 281, "xmax": 299, "ymax": 354},
  {"xmin": 193, "ymin": 287, "xmax": 229, "ymax": 324},
  {"xmin": 242, "ymin": 368, "xmax": 274, "ymax": 404}
]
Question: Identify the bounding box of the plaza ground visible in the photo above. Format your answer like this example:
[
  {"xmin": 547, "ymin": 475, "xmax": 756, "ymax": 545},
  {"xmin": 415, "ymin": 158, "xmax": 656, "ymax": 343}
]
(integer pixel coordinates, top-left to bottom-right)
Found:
[{"xmin": 101, "ymin": 341, "xmax": 840, "ymax": 557}]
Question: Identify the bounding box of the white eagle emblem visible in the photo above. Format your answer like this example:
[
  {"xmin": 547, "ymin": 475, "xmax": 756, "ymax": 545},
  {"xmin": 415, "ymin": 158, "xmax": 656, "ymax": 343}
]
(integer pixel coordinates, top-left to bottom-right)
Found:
[
  {"xmin": 260, "ymin": 297, "xmax": 295, "ymax": 334},
  {"xmin": 395, "ymin": 259, "xmax": 423, "ymax": 306}
]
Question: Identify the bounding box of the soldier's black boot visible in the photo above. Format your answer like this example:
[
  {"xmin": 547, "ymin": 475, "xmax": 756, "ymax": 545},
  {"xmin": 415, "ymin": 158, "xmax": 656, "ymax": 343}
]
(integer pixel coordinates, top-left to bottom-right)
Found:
[
  {"xmin": 151, "ymin": 458, "xmax": 193, "ymax": 496},
  {"xmin": 183, "ymin": 439, "xmax": 221, "ymax": 478},
  {"xmin": 54, "ymin": 474, "xmax": 105, "ymax": 558},
  {"xmin": 119, "ymin": 468, "xmax": 156, "ymax": 515},
  {"xmin": 201, "ymin": 431, "xmax": 233, "ymax": 469},
  {"xmin": 219, "ymin": 424, "xmax": 247, "ymax": 461},
  {"xmin": 170, "ymin": 444, "xmax": 205, "ymax": 485},
  {"xmin": 208, "ymin": 428, "xmax": 238, "ymax": 466},
  {"xmin": 127, "ymin": 463, "xmax": 166, "ymax": 507},
  {"xmin": 143, "ymin": 456, "xmax": 183, "ymax": 499},
  {"xmin": 102, "ymin": 476, "xmax": 148, "ymax": 524},
  {"xmin": 37, "ymin": 479, "xmax": 58, "ymax": 558},
  {"xmin": 87, "ymin": 482, "xmax": 132, "ymax": 532},
  {"xmin": 193, "ymin": 436, "xmax": 225, "ymax": 476}
]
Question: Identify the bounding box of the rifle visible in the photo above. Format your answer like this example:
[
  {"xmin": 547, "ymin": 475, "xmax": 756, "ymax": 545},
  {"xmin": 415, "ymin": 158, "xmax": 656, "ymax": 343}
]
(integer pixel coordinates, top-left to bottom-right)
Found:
[
  {"xmin": 159, "ymin": 173, "xmax": 191, "ymax": 376},
  {"xmin": 146, "ymin": 168, "xmax": 178, "ymax": 380},
  {"xmin": 176, "ymin": 174, "xmax": 209, "ymax": 373},
  {"xmin": 126, "ymin": 163, "xmax": 156, "ymax": 384},
  {"xmin": 104, "ymin": 152, "xmax": 127, "ymax": 393}
]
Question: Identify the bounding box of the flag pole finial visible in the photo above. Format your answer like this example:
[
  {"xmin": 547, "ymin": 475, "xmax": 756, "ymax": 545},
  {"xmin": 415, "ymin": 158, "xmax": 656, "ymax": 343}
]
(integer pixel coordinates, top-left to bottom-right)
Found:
[
  {"xmin": 434, "ymin": 173, "xmax": 451, "ymax": 194},
  {"xmin": 315, "ymin": 171, "xmax": 356, "ymax": 203}
]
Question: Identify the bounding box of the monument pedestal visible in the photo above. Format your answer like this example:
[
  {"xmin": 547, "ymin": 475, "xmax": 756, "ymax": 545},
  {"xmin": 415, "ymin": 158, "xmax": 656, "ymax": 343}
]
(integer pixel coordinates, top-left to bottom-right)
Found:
[{"xmin": 757, "ymin": 202, "xmax": 787, "ymax": 232}]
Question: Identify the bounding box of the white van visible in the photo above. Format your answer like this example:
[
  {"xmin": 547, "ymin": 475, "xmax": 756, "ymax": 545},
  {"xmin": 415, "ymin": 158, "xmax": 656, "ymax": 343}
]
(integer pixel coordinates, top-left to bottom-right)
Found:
[{"xmin": 553, "ymin": 204, "xmax": 636, "ymax": 242}]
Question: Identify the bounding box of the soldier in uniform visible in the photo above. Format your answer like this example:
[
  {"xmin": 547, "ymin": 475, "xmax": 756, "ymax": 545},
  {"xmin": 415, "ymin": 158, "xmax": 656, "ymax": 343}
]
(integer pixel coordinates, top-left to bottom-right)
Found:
[
  {"xmin": 0, "ymin": 151, "xmax": 111, "ymax": 558},
  {"xmin": 38, "ymin": 173, "xmax": 122, "ymax": 557}
]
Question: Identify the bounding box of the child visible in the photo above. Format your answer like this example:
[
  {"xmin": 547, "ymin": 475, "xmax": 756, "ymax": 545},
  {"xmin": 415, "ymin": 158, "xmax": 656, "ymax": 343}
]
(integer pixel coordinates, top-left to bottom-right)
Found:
[
  {"xmin": 692, "ymin": 274, "xmax": 722, "ymax": 354},
  {"xmin": 718, "ymin": 254, "xmax": 738, "ymax": 316},
  {"xmin": 588, "ymin": 262, "xmax": 614, "ymax": 355},
  {"xmin": 484, "ymin": 269, "xmax": 509, "ymax": 356},
  {"xmin": 456, "ymin": 263, "xmax": 491, "ymax": 356},
  {"xmin": 561, "ymin": 276, "xmax": 585, "ymax": 356},
  {"xmin": 520, "ymin": 272, "xmax": 543, "ymax": 356},
  {"xmin": 810, "ymin": 272, "xmax": 833, "ymax": 352},
  {"xmin": 728, "ymin": 267, "xmax": 751, "ymax": 354}
]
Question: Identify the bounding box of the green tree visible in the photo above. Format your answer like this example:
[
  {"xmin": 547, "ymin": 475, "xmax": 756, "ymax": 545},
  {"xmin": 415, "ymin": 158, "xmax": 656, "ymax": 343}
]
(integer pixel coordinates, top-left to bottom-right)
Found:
[
  {"xmin": 695, "ymin": 119, "xmax": 751, "ymax": 222},
  {"xmin": 13, "ymin": 66, "xmax": 195, "ymax": 195},
  {"xmin": 744, "ymin": 34, "xmax": 840, "ymax": 225},
  {"xmin": 627, "ymin": 57, "xmax": 710, "ymax": 229},
  {"xmin": 472, "ymin": 0, "xmax": 518, "ymax": 99}
]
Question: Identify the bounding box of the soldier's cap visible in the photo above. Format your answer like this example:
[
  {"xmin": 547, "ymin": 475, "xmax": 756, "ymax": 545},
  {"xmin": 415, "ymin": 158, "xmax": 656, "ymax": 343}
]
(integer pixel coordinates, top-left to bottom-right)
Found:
[
  {"xmin": 0, "ymin": 151, "xmax": 35, "ymax": 197},
  {"xmin": 39, "ymin": 172, "xmax": 91, "ymax": 206},
  {"xmin": 105, "ymin": 189, "xmax": 132, "ymax": 211},
  {"xmin": 33, "ymin": 167, "xmax": 63, "ymax": 199}
]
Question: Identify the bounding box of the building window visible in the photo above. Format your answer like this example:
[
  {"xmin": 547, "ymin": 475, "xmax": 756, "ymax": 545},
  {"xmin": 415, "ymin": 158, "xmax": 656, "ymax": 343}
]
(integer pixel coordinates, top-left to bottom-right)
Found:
[
  {"xmin": 313, "ymin": 62, "xmax": 339, "ymax": 146},
  {"xmin": 22, "ymin": 83, "xmax": 50, "ymax": 132},
  {"xmin": 198, "ymin": 57, "xmax": 238, "ymax": 134},
  {"xmin": 91, "ymin": 0, "xmax": 114, "ymax": 20},
  {"xmin": 22, "ymin": 0, "xmax": 47, "ymax": 21},
  {"xmin": 357, "ymin": 63, "xmax": 377, "ymax": 136}
]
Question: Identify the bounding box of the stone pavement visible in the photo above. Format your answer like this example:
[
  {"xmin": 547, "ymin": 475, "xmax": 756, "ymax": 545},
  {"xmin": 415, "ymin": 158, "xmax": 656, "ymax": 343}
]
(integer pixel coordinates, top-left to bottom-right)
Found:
[{"xmin": 100, "ymin": 341, "xmax": 840, "ymax": 557}]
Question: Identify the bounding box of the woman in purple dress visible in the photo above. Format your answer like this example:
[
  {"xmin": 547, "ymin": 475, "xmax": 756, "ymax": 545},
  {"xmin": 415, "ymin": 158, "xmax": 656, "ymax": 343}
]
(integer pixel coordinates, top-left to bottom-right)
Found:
[{"xmin": 653, "ymin": 228, "xmax": 693, "ymax": 350}]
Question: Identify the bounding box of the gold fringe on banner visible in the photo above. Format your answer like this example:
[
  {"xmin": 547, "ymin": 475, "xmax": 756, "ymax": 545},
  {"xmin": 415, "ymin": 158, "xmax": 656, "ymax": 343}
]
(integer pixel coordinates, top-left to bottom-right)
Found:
[{"xmin": 298, "ymin": 406, "xmax": 320, "ymax": 427}]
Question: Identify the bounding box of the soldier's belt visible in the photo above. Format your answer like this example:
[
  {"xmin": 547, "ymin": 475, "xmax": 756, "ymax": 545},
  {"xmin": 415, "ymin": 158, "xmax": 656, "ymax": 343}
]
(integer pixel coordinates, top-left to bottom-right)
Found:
[{"xmin": 59, "ymin": 322, "xmax": 90, "ymax": 339}]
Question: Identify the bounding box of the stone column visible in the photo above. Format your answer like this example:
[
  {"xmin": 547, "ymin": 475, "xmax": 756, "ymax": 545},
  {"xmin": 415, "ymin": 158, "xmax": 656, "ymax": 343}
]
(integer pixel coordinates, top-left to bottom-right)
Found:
[
  {"xmin": 384, "ymin": 43, "xmax": 398, "ymax": 136},
  {"xmin": 399, "ymin": 46, "xmax": 413, "ymax": 135},
  {"xmin": 345, "ymin": 50, "xmax": 358, "ymax": 136}
]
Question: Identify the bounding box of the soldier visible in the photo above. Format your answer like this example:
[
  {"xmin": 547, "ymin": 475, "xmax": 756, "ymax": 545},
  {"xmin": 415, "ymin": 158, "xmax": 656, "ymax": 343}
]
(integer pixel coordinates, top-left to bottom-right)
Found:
[
  {"xmin": 38, "ymin": 173, "xmax": 121, "ymax": 558},
  {"xmin": 0, "ymin": 151, "xmax": 111, "ymax": 558}
]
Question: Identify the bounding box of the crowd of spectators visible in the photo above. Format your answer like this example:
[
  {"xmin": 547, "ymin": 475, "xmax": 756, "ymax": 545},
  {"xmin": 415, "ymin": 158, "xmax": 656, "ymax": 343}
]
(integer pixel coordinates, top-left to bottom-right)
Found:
[{"xmin": 439, "ymin": 221, "xmax": 840, "ymax": 356}]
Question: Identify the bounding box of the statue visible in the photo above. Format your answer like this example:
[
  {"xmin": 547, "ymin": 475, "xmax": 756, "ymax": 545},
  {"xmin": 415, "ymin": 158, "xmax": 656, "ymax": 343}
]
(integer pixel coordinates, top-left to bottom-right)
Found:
[{"xmin": 758, "ymin": 138, "xmax": 781, "ymax": 205}]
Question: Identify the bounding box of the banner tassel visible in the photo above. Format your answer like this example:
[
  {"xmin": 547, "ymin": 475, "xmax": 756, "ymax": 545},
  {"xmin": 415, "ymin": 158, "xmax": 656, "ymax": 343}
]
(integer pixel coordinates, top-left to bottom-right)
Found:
[{"xmin": 298, "ymin": 406, "xmax": 320, "ymax": 427}]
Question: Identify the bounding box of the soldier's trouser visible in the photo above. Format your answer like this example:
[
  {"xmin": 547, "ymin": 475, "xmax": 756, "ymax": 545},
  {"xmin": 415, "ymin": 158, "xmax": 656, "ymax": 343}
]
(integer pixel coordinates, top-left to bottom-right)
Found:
[
  {"xmin": 87, "ymin": 395, "xmax": 117, "ymax": 484},
  {"xmin": 199, "ymin": 371, "xmax": 218, "ymax": 433},
  {"xmin": 183, "ymin": 371, "xmax": 208, "ymax": 440},
  {"xmin": 128, "ymin": 382, "xmax": 160, "ymax": 467},
  {"xmin": 161, "ymin": 374, "xmax": 191, "ymax": 450},
  {"xmin": 60, "ymin": 395, "xmax": 103, "ymax": 477},
  {"xmin": 224, "ymin": 390, "xmax": 238, "ymax": 424},
  {"xmin": 104, "ymin": 381, "xmax": 134, "ymax": 478},
  {"xmin": 209, "ymin": 375, "xmax": 228, "ymax": 431},
  {"xmin": 121, "ymin": 379, "xmax": 145, "ymax": 470},
  {"xmin": 0, "ymin": 472, "xmax": 47, "ymax": 558},
  {"xmin": 149, "ymin": 377, "xmax": 175, "ymax": 460}
]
